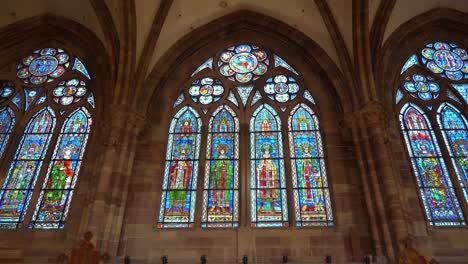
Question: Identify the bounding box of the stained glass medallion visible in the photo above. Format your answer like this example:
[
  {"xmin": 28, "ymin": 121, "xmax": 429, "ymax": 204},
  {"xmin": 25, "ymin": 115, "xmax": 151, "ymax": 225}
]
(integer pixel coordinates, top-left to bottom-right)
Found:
[
  {"xmin": 17, "ymin": 48, "xmax": 70, "ymax": 85},
  {"xmin": 53, "ymin": 79, "xmax": 87, "ymax": 106},
  {"xmin": 264, "ymin": 75, "xmax": 300, "ymax": 103},
  {"xmin": 289, "ymin": 104, "xmax": 333, "ymax": 226},
  {"xmin": 188, "ymin": 77, "xmax": 224, "ymax": 105},
  {"xmin": 0, "ymin": 107, "xmax": 15, "ymax": 159},
  {"xmin": 218, "ymin": 44, "xmax": 268, "ymax": 83},
  {"xmin": 421, "ymin": 42, "xmax": 468, "ymax": 81},
  {"xmin": 403, "ymin": 74, "xmax": 440, "ymax": 101},
  {"xmin": 400, "ymin": 104, "xmax": 465, "ymax": 226},
  {"xmin": 250, "ymin": 104, "xmax": 288, "ymax": 227},
  {"xmin": 0, "ymin": 107, "xmax": 56, "ymax": 229},
  {"xmin": 202, "ymin": 105, "xmax": 239, "ymax": 228},
  {"xmin": 0, "ymin": 81, "xmax": 15, "ymax": 103},
  {"xmin": 158, "ymin": 106, "xmax": 201, "ymax": 228}
]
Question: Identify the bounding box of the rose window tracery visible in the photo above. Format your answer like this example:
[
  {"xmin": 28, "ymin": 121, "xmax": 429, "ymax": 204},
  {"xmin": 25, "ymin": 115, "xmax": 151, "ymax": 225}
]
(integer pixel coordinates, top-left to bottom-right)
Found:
[
  {"xmin": 53, "ymin": 79, "xmax": 87, "ymax": 106},
  {"xmin": 188, "ymin": 77, "xmax": 224, "ymax": 105},
  {"xmin": 421, "ymin": 42, "xmax": 468, "ymax": 81},
  {"xmin": 403, "ymin": 74, "xmax": 440, "ymax": 101},
  {"xmin": 17, "ymin": 48, "xmax": 70, "ymax": 85},
  {"xmin": 218, "ymin": 44, "xmax": 268, "ymax": 83},
  {"xmin": 264, "ymin": 75, "xmax": 300, "ymax": 102}
]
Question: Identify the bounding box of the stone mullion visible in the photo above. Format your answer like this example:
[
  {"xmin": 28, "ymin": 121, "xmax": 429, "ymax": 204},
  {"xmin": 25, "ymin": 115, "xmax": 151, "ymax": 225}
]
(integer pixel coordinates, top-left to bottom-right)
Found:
[{"xmin": 348, "ymin": 116, "xmax": 384, "ymax": 258}]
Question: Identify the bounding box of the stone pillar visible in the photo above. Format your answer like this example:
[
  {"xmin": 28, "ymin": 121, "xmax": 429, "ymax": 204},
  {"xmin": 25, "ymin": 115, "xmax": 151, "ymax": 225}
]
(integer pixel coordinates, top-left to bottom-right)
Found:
[
  {"xmin": 347, "ymin": 101, "xmax": 410, "ymax": 262},
  {"xmin": 80, "ymin": 105, "xmax": 146, "ymax": 260}
]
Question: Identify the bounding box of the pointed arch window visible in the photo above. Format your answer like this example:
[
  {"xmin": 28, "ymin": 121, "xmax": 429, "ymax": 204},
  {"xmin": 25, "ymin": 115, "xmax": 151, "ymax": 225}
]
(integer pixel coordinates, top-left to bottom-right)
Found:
[
  {"xmin": 250, "ymin": 104, "xmax": 288, "ymax": 227},
  {"xmin": 158, "ymin": 106, "xmax": 201, "ymax": 228},
  {"xmin": 438, "ymin": 104, "xmax": 468, "ymax": 201},
  {"xmin": 159, "ymin": 43, "xmax": 334, "ymax": 228},
  {"xmin": 0, "ymin": 47, "xmax": 94, "ymax": 229},
  {"xmin": 202, "ymin": 105, "xmax": 239, "ymax": 228},
  {"xmin": 0, "ymin": 107, "xmax": 15, "ymax": 158},
  {"xmin": 289, "ymin": 103, "xmax": 333, "ymax": 226},
  {"xmin": 397, "ymin": 41, "xmax": 468, "ymax": 226},
  {"xmin": 0, "ymin": 107, "xmax": 56, "ymax": 228}
]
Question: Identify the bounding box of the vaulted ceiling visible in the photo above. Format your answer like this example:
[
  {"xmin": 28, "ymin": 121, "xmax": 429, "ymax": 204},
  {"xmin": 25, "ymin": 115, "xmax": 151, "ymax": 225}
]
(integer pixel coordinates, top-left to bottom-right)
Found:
[{"xmin": 0, "ymin": 0, "xmax": 467, "ymax": 79}]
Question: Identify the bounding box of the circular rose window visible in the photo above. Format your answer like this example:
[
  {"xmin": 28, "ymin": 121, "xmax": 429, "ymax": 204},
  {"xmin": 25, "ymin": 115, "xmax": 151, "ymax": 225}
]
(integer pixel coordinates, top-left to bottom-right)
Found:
[
  {"xmin": 403, "ymin": 74, "xmax": 440, "ymax": 101},
  {"xmin": 188, "ymin": 77, "xmax": 224, "ymax": 105},
  {"xmin": 264, "ymin": 75, "xmax": 300, "ymax": 103},
  {"xmin": 421, "ymin": 42, "xmax": 468, "ymax": 81},
  {"xmin": 218, "ymin": 44, "xmax": 268, "ymax": 83},
  {"xmin": 53, "ymin": 79, "xmax": 87, "ymax": 106},
  {"xmin": 17, "ymin": 48, "xmax": 70, "ymax": 85}
]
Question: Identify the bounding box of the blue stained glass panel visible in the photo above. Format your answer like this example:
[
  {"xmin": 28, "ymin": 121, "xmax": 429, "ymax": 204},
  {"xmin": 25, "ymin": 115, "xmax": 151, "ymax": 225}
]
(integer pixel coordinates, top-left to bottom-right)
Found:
[
  {"xmin": 289, "ymin": 104, "xmax": 333, "ymax": 226},
  {"xmin": 159, "ymin": 106, "xmax": 201, "ymax": 228},
  {"xmin": 250, "ymin": 104, "xmax": 288, "ymax": 227},
  {"xmin": 202, "ymin": 105, "xmax": 239, "ymax": 228},
  {"xmin": 0, "ymin": 107, "xmax": 15, "ymax": 159},
  {"xmin": 72, "ymin": 57, "xmax": 91, "ymax": 80},
  {"xmin": 400, "ymin": 104, "xmax": 465, "ymax": 226},
  {"xmin": 0, "ymin": 107, "xmax": 56, "ymax": 229},
  {"xmin": 438, "ymin": 104, "xmax": 468, "ymax": 204},
  {"xmin": 29, "ymin": 107, "xmax": 91, "ymax": 229}
]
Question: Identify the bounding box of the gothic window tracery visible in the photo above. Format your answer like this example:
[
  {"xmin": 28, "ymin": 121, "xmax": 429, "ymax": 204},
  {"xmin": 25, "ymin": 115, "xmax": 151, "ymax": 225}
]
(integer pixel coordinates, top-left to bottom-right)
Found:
[
  {"xmin": 159, "ymin": 43, "xmax": 334, "ymax": 228},
  {"xmin": 397, "ymin": 41, "xmax": 468, "ymax": 226},
  {"xmin": 0, "ymin": 47, "xmax": 94, "ymax": 229}
]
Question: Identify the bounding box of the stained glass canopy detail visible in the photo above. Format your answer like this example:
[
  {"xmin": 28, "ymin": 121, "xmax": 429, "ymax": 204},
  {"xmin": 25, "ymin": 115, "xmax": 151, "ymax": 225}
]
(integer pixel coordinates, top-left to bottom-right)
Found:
[
  {"xmin": 403, "ymin": 74, "xmax": 440, "ymax": 101},
  {"xmin": 264, "ymin": 75, "xmax": 300, "ymax": 103},
  {"xmin": 422, "ymin": 42, "xmax": 468, "ymax": 81},
  {"xmin": 17, "ymin": 48, "xmax": 70, "ymax": 85},
  {"xmin": 53, "ymin": 79, "xmax": 87, "ymax": 106},
  {"xmin": 218, "ymin": 44, "xmax": 269, "ymax": 83},
  {"xmin": 188, "ymin": 77, "xmax": 224, "ymax": 105}
]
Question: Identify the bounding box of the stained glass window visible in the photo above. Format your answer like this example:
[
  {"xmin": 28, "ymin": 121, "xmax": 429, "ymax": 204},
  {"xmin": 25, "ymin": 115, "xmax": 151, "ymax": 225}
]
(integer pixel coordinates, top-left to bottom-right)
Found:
[
  {"xmin": 0, "ymin": 107, "xmax": 15, "ymax": 159},
  {"xmin": 400, "ymin": 104, "xmax": 465, "ymax": 226},
  {"xmin": 250, "ymin": 104, "xmax": 288, "ymax": 227},
  {"xmin": 17, "ymin": 48, "xmax": 70, "ymax": 85},
  {"xmin": 0, "ymin": 107, "xmax": 56, "ymax": 229},
  {"xmin": 158, "ymin": 106, "xmax": 201, "ymax": 228},
  {"xmin": 219, "ymin": 44, "xmax": 268, "ymax": 83},
  {"xmin": 52, "ymin": 79, "xmax": 88, "ymax": 106},
  {"xmin": 421, "ymin": 42, "xmax": 468, "ymax": 81},
  {"xmin": 202, "ymin": 105, "xmax": 239, "ymax": 228},
  {"xmin": 403, "ymin": 74, "xmax": 440, "ymax": 101},
  {"xmin": 188, "ymin": 77, "xmax": 224, "ymax": 105},
  {"xmin": 289, "ymin": 104, "xmax": 333, "ymax": 226},
  {"xmin": 264, "ymin": 75, "xmax": 300, "ymax": 102},
  {"xmin": 29, "ymin": 107, "xmax": 92, "ymax": 229},
  {"xmin": 438, "ymin": 104, "xmax": 468, "ymax": 204}
]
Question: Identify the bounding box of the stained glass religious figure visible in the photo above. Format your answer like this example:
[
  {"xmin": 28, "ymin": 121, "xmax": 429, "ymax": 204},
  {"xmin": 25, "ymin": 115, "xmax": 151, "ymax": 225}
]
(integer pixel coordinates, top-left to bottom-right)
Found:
[
  {"xmin": 0, "ymin": 107, "xmax": 56, "ymax": 229},
  {"xmin": 202, "ymin": 105, "xmax": 239, "ymax": 228},
  {"xmin": 250, "ymin": 104, "xmax": 288, "ymax": 227},
  {"xmin": 400, "ymin": 104, "xmax": 465, "ymax": 226},
  {"xmin": 0, "ymin": 107, "xmax": 15, "ymax": 159},
  {"xmin": 158, "ymin": 106, "xmax": 201, "ymax": 228},
  {"xmin": 29, "ymin": 108, "xmax": 92, "ymax": 229},
  {"xmin": 289, "ymin": 104, "xmax": 333, "ymax": 226},
  {"xmin": 438, "ymin": 104, "xmax": 468, "ymax": 202}
]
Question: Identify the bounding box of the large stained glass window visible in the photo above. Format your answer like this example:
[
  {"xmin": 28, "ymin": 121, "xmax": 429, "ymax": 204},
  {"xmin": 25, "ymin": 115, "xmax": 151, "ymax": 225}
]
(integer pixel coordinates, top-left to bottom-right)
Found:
[
  {"xmin": 400, "ymin": 104, "xmax": 465, "ymax": 226},
  {"xmin": 202, "ymin": 105, "xmax": 239, "ymax": 228},
  {"xmin": 250, "ymin": 104, "xmax": 288, "ymax": 227},
  {"xmin": 158, "ymin": 106, "xmax": 201, "ymax": 228},
  {"xmin": 0, "ymin": 107, "xmax": 56, "ymax": 228},
  {"xmin": 438, "ymin": 104, "xmax": 468, "ymax": 202},
  {"xmin": 289, "ymin": 103, "xmax": 333, "ymax": 226},
  {"xmin": 0, "ymin": 107, "xmax": 15, "ymax": 158},
  {"xmin": 29, "ymin": 107, "xmax": 92, "ymax": 229}
]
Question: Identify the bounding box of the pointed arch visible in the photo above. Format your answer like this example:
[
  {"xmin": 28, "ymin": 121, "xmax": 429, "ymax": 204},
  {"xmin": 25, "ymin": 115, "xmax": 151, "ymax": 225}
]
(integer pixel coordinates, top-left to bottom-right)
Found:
[
  {"xmin": 158, "ymin": 106, "xmax": 201, "ymax": 228},
  {"xmin": 29, "ymin": 107, "xmax": 92, "ymax": 229},
  {"xmin": 438, "ymin": 103, "xmax": 468, "ymax": 203},
  {"xmin": 399, "ymin": 103, "xmax": 465, "ymax": 226},
  {"xmin": 288, "ymin": 103, "xmax": 334, "ymax": 226},
  {"xmin": 250, "ymin": 104, "xmax": 288, "ymax": 227},
  {"xmin": 0, "ymin": 107, "xmax": 15, "ymax": 159},
  {"xmin": 202, "ymin": 105, "xmax": 239, "ymax": 228},
  {"xmin": 0, "ymin": 107, "xmax": 56, "ymax": 229}
]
